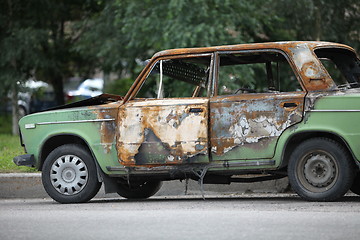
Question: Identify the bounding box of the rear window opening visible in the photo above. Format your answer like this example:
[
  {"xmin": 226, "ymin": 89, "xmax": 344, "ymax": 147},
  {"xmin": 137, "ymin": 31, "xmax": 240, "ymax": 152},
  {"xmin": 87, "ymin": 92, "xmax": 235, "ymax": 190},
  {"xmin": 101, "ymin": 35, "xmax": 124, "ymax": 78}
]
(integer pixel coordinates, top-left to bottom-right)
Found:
[{"xmin": 315, "ymin": 48, "xmax": 360, "ymax": 89}]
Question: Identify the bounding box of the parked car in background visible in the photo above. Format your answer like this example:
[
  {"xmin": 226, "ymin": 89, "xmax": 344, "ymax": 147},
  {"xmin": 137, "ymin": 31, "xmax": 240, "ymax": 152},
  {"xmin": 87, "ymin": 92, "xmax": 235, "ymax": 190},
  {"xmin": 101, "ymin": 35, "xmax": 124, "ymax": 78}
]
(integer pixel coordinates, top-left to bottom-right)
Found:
[
  {"xmin": 22, "ymin": 80, "xmax": 57, "ymax": 115},
  {"xmin": 65, "ymin": 78, "xmax": 103, "ymax": 103},
  {"xmin": 1, "ymin": 80, "xmax": 57, "ymax": 118},
  {"xmin": 14, "ymin": 41, "xmax": 360, "ymax": 203}
]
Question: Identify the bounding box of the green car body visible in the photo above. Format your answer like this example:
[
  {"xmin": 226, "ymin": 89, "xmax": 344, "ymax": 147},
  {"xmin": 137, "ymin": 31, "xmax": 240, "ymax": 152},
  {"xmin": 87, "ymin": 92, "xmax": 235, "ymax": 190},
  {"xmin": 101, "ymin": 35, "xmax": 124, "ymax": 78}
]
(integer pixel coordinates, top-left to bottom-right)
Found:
[{"xmin": 14, "ymin": 41, "xmax": 360, "ymax": 203}]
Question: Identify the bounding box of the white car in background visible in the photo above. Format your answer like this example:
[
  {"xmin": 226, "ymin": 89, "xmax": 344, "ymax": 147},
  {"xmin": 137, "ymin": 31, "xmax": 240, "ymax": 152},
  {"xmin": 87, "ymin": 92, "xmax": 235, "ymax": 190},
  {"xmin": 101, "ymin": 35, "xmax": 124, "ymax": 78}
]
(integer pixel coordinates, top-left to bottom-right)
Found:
[{"xmin": 65, "ymin": 78, "xmax": 104, "ymax": 102}]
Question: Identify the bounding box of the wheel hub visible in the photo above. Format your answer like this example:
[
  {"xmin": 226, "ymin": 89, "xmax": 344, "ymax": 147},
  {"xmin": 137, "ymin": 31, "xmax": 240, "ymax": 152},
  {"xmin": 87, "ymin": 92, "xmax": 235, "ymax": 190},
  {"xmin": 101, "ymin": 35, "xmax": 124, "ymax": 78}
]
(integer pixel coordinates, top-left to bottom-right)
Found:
[
  {"xmin": 62, "ymin": 168, "xmax": 76, "ymax": 183},
  {"xmin": 304, "ymin": 154, "xmax": 335, "ymax": 188},
  {"xmin": 50, "ymin": 155, "xmax": 88, "ymax": 195}
]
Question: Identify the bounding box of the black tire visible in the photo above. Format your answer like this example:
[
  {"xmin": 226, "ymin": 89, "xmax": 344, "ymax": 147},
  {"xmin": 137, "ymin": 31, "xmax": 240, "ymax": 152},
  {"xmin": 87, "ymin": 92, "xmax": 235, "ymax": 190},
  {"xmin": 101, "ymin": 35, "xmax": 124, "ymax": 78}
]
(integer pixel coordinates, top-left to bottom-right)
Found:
[
  {"xmin": 350, "ymin": 172, "xmax": 360, "ymax": 195},
  {"xmin": 116, "ymin": 180, "xmax": 162, "ymax": 199},
  {"xmin": 42, "ymin": 144, "xmax": 101, "ymax": 203},
  {"xmin": 288, "ymin": 138, "xmax": 355, "ymax": 201}
]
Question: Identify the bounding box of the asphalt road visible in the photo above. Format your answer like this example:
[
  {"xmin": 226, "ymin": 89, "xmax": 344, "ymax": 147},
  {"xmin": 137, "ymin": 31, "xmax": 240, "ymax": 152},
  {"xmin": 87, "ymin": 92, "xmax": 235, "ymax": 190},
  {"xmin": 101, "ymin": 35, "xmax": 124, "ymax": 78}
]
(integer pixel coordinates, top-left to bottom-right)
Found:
[{"xmin": 1, "ymin": 193, "xmax": 360, "ymax": 240}]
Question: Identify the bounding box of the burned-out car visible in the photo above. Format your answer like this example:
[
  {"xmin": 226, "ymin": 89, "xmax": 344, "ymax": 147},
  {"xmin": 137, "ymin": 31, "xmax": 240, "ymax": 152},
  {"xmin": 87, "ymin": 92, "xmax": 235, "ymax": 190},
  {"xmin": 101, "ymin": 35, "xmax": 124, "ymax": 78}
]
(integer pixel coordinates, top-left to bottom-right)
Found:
[{"xmin": 14, "ymin": 42, "xmax": 360, "ymax": 203}]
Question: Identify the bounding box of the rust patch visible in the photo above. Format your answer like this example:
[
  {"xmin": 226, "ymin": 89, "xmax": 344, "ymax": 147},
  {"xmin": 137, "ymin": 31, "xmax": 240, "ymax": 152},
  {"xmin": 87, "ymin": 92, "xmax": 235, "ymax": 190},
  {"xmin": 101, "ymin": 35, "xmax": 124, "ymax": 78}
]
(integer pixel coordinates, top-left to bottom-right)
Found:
[
  {"xmin": 288, "ymin": 43, "xmax": 336, "ymax": 91},
  {"xmin": 210, "ymin": 92, "xmax": 305, "ymax": 158},
  {"xmin": 91, "ymin": 103, "xmax": 121, "ymax": 154},
  {"xmin": 116, "ymin": 98, "xmax": 209, "ymax": 167}
]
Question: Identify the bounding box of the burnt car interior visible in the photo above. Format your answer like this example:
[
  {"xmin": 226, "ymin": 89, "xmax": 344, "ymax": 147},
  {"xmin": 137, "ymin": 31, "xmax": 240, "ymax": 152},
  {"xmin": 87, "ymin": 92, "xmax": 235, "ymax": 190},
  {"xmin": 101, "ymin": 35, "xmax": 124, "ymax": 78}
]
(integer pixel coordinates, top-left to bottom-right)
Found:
[
  {"xmin": 137, "ymin": 56, "xmax": 211, "ymax": 99},
  {"xmin": 218, "ymin": 52, "xmax": 301, "ymax": 95},
  {"xmin": 137, "ymin": 52, "xmax": 302, "ymax": 99},
  {"xmin": 315, "ymin": 48, "xmax": 360, "ymax": 89}
]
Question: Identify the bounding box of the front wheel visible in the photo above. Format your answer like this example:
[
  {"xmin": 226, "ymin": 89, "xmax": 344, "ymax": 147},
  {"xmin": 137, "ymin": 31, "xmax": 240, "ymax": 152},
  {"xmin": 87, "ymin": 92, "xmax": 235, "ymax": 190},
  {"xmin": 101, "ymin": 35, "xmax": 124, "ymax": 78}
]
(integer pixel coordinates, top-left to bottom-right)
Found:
[
  {"xmin": 116, "ymin": 180, "xmax": 162, "ymax": 199},
  {"xmin": 42, "ymin": 144, "xmax": 101, "ymax": 203},
  {"xmin": 288, "ymin": 138, "xmax": 355, "ymax": 201}
]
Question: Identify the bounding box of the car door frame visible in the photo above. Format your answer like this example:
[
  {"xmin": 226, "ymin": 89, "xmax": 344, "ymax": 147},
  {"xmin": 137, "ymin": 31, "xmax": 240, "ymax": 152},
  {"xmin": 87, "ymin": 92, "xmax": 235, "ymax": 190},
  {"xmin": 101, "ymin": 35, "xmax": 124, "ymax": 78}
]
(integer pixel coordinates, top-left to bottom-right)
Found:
[
  {"xmin": 209, "ymin": 49, "xmax": 306, "ymax": 161},
  {"xmin": 116, "ymin": 53, "xmax": 215, "ymax": 167}
]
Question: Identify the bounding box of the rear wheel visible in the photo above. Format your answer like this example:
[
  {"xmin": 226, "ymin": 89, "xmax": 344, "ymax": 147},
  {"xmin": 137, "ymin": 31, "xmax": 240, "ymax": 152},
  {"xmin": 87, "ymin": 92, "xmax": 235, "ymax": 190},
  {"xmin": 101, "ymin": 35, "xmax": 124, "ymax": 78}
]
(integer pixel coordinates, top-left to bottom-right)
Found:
[
  {"xmin": 42, "ymin": 144, "xmax": 101, "ymax": 203},
  {"xmin": 116, "ymin": 180, "xmax": 162, "ymax": 199},
  {"xmin": 288, "ymin": 138, "xmax": 355, "ymax": 201}
]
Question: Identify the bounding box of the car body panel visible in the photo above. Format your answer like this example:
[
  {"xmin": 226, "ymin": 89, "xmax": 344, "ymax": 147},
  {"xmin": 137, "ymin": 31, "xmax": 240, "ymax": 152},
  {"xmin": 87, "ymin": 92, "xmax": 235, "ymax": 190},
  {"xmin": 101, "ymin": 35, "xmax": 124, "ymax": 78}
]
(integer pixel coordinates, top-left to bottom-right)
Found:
[
  {"xmin": 272, "ymin": 90, "xmax": 360, "ymax": 167},
  {"xmin": 18, "ymin": 103, "xmax": 122, "ymax": 173},
  {"xmin": 209, "ymin": 92, "xmax": 305, "ymax": 160},
  {"xmin": 116, "ymin": 98, "xmax": 209, "ymax": 167}
]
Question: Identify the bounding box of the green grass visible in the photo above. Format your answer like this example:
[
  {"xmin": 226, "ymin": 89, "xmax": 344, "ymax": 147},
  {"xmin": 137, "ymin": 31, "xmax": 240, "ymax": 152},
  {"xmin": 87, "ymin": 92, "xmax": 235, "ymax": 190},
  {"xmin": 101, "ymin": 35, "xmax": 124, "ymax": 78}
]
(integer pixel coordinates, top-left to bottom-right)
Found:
[
  {"xmin": 0, "ymin": 134, "xmax": 38, "ymax": 172},
  {"xmin": 0, "ymin": 114, "xmax": 38, "ymax": 172}
]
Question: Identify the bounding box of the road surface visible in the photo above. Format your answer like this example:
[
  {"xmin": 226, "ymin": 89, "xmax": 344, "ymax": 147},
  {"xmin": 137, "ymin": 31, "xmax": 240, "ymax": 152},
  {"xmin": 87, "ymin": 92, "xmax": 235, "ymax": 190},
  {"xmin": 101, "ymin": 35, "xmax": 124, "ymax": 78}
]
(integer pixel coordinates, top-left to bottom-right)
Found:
[{"xmin": 1, "ymin": 193, "xmax": 359, "ymax": 240}]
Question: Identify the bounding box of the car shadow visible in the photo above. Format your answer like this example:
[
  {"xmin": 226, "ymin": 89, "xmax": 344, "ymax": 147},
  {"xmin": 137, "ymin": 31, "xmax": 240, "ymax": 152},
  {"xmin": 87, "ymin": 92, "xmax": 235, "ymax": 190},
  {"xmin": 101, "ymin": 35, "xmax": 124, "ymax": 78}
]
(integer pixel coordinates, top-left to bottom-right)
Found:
[{"xmin": 88, "ymin": 193, "xmax": 360, "ymax": 204}]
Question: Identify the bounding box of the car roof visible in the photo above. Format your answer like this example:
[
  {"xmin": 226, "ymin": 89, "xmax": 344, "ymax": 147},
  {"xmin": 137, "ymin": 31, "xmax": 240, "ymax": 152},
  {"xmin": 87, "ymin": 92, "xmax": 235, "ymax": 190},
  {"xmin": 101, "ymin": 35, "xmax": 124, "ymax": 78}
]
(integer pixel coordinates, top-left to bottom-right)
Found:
[{"xmin": 152, "ymin": 41, "xmax": 354, "ymax": 59}]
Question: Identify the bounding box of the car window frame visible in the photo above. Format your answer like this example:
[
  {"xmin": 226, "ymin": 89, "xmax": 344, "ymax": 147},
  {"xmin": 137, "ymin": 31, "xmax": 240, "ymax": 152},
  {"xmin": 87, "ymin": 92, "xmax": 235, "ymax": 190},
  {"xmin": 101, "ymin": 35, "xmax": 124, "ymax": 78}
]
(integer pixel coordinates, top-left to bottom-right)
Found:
[
  {"xmin": 212, "ymin": 49, "xmax": 305, "ymax": 97},
  {"xmin": 313, "ymin": 46, "xmax": 360, "ymax": 90},
  {"xmin": 124, "ymin": 53, "xmax": 215, "ymax": 102}
]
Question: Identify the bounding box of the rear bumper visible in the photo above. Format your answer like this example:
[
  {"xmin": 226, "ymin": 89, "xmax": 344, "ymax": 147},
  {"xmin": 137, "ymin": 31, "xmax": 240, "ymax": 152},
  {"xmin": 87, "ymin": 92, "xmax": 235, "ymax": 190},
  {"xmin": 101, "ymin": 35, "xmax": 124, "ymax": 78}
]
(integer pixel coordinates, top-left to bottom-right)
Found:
[{"xmin": 13, "ymin": 154, "xmax": 35, "ymax": 167}]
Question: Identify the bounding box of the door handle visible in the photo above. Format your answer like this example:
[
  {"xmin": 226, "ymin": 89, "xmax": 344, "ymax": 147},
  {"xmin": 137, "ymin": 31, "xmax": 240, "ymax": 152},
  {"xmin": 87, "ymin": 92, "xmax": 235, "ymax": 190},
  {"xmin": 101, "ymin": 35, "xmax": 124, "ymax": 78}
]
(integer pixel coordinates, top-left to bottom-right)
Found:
[
  {"xmin": 189, "ymin": 108, "xmax": 203, "ymax": 113},
  {"xmin": 283, "ymin": 102, "xmax": 298, "ymax": 108}
]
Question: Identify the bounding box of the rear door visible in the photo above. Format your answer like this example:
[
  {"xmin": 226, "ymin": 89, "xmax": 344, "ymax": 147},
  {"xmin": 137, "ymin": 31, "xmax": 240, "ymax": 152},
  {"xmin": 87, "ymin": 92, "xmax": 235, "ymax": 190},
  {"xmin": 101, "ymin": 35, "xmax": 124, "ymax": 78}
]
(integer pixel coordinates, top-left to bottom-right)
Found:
[{"xmin": 210, "ymin": 51, "xmax": 305, "ymax": 160}]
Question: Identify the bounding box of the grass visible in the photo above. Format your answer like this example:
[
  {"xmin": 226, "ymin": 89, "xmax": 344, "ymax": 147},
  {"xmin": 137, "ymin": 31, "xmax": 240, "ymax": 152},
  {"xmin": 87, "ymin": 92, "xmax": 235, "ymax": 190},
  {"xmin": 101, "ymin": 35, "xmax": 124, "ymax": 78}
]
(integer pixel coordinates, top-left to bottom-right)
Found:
[{"xmin": 0, "ymin": 114, "xmax": 38, "ymax": 173}]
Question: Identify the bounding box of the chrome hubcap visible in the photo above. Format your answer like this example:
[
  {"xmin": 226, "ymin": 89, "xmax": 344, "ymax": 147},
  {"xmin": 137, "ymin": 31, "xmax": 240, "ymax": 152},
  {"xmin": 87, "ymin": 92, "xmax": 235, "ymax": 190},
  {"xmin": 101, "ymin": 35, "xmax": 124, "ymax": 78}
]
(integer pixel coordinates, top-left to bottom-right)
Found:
[{"xmin": 50, "ymin": 155, "xmax": 88, "ymax": 195}]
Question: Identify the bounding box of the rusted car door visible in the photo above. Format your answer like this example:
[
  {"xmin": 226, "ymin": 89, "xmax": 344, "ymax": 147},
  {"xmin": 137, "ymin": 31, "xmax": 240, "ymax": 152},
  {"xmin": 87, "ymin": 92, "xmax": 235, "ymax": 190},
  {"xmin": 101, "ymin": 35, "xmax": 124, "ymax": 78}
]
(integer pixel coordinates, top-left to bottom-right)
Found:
[
  {"xmin": 210, "ymin": 92, "xmax": 305, "ymax": 160},
  {"xmin": 116, "ymin": 56, "xmax": 212, "ymax": 167},
  {"xmin": 210, "ymin": 51, "xmax": 306, "ymax": 160},
  {"xmin": 117, "ymin": 98, "xmax": 209, "ymax": 166}
]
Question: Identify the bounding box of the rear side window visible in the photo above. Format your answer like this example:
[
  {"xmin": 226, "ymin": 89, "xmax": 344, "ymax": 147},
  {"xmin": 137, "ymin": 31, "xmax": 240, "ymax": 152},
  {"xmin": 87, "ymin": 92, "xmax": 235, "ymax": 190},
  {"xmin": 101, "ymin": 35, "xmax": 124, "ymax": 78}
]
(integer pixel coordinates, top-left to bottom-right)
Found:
[
  {"xmin": 217, "ymin": 51, "xmax": 302, "ymax": 95},
  {"xmin": 315, "ymin": 48, "xmax": 360, "ymax": 89}
]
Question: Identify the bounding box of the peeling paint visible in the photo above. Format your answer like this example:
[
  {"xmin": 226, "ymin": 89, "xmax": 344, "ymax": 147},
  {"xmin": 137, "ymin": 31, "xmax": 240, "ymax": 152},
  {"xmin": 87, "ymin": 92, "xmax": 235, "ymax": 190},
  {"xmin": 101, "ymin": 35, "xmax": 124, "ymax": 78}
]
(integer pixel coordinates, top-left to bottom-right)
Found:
[
  {"xmin": 210, "ymin": 92, "xmax": 305, "ymax": 160},
  {"xmin": 91, "ymin": 103, "xmax": 121, "ymax": 154},
  {"xmin": 116, "ymin": 98, "xmax": 209, "ymax": 166}
]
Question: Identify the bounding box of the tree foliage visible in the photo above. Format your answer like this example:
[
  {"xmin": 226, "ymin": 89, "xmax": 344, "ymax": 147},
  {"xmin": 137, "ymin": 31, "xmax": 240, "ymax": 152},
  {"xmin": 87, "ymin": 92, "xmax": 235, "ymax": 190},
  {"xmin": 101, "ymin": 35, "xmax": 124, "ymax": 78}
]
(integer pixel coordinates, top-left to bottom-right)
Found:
[
  {"xmin": 0, "ymin": 0, "xmax": 103, "ymax": 105},
  {"xmin": 76, "ymin": 0, "xmax": 271, "ymax": 75},
  {"xmin": 271, "ymin": 0, "xmax": 360, "ymax": 49}
]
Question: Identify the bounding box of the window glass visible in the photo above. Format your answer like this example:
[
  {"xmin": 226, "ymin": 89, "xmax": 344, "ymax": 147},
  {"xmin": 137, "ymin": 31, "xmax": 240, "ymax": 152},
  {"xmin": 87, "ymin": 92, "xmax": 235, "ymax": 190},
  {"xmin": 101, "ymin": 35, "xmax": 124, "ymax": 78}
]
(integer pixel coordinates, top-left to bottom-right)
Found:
[
  {"xmin": 137, "ymin": 56, "xmax": 211, "ymax": 98},
  {"xmin": 315, "ymin": 48, "xmax": 360, "ymax": 89},
  {"xmin": 218, "ymin": 52, "xmax": 301, "ymax": 95}
]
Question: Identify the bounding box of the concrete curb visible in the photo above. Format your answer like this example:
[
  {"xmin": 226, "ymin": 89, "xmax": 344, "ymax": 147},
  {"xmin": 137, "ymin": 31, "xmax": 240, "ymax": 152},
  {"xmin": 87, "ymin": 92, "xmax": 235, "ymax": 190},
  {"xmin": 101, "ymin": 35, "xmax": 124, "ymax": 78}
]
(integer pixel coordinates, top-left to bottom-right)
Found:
[{"xmin": 0, "ymin": 173, "xmax": 290, "ymax": 199}]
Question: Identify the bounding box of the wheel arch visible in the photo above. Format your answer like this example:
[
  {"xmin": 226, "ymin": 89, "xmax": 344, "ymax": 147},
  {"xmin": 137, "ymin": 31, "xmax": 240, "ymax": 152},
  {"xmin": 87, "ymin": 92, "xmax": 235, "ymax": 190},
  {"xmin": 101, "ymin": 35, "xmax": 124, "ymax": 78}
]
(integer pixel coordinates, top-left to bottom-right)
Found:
[
  {"xmin": 38, "ymin": 134, "xmax": 96, "ymax": 171},
  {"xmin": 280, "ymin": 131, "xmax": 356, "ymax": 168}
]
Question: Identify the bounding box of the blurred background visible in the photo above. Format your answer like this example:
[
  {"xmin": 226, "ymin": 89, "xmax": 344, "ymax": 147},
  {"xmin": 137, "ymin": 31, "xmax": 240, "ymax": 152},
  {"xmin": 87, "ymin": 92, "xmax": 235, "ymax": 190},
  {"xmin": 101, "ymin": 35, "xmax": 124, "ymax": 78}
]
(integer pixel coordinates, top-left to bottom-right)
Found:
[{"xmin": 1, "ymin": 0, "xmax": 359, "ymax": 135}]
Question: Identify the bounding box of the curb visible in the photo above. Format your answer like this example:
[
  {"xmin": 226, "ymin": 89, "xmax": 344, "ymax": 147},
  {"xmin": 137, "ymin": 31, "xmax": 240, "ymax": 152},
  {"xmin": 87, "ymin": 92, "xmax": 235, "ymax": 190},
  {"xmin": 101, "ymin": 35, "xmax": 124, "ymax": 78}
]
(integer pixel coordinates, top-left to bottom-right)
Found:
[{"xmin": 0, "ymin": 173, "xmax": 290, "ymax": 199}]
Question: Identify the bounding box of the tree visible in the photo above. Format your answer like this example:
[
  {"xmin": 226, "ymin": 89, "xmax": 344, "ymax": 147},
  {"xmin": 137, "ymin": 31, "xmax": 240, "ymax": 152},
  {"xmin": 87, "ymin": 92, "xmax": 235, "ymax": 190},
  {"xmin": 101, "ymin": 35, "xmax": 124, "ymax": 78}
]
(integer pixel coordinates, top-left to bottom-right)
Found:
[
  {"xmin": 270, "ymin": 0, "xmax": 360, "ymax": 51},
  {"xmin": 0, "ymin": 0, "xmax": 103, "ymax": 135},
  {"xmin": 31, "ymin": 0, "xmax": 104, "ymax": 106},
  {"xmin": 75, "ymin": 0, "xmax": 273, "ymax": 79},
  {"xmin": 0, "ymin": 0, "xmax": 50, "ymax": 134}
]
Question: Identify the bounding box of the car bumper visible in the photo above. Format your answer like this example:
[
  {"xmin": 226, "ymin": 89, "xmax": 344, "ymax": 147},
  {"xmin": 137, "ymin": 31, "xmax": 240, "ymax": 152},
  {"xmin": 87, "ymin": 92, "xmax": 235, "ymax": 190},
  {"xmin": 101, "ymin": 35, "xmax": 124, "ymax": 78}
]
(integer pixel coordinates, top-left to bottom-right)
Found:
[{"xmin": 13, "ymin": 154, "xmax": 35, "ymax": 167}]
